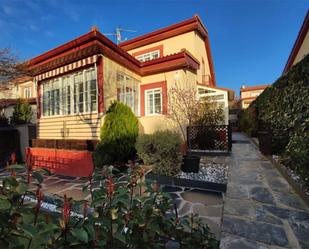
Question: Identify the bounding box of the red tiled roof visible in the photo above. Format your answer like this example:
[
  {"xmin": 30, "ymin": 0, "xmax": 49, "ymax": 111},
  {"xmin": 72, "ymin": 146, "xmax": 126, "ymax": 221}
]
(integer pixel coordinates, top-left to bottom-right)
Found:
[
  {"xmin": 119, "ymin": 15, "xmax": 208, "ymax": 50},
  {"xmin": 283, "ymin": 10, "xmax": 309, "ymax": 74},
  {"xmin": 240, "ymin": 85, "xmax": 269, "ymax": 92}
]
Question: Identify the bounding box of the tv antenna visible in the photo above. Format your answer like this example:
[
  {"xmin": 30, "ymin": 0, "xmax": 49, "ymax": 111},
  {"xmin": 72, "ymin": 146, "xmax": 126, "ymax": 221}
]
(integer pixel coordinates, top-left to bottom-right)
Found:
[{"xmin": 104, "ymin": 26, "xmax": 137, "ymax": 44}]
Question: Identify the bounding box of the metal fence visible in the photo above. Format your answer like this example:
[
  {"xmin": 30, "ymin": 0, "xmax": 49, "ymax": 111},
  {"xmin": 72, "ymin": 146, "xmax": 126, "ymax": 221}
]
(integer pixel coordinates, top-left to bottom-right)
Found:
[{"xmin": 187, "ymin": 125, "xmax": 232, "ymax": 153}]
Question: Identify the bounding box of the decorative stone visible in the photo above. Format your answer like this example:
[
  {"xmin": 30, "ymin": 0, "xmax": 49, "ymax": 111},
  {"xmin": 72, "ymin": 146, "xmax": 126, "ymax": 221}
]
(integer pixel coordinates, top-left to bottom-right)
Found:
[
  {"xmin": 222, "ymin": 216, "xmax": 289, "ymax": 247},
  {"xmin": 177, "ymin": 163, "xmax": 227, "ymax": 184},
  {"xmin": 249, "ymin": 186, "xmax": 274, "ymax": 204}
]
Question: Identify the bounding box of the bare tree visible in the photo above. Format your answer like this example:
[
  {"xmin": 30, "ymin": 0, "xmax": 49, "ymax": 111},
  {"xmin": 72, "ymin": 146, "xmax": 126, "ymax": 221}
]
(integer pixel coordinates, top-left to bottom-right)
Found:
[
  {"xmin": 0, "ymin": 48, "xmax": 29, "ymax": 86},
  {"xmin": 168, "ymin": 83, "xmax": 201, "ymax": 151}
]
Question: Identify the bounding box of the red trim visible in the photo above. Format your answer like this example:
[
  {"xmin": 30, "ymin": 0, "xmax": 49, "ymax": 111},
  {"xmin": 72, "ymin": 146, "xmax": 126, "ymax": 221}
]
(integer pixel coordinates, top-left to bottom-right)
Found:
[
  {"xmin": 37, "ymin": 83, "xmax": 41, "ymax": 118},
  {"xmin": 140, "ymin": 81, "xmax": 167, "ymax": 117},
  {"xmin": 132, "ymin": 45, "xmax": 164, "ymax": 57},
  {"xmin": 119, "ymin": 15, "xmax": 208, "ymax": 50},
  {"xmin": 97, "ymin": 56, "xmax": 104, "ymax": 113},
  {"xmin": 283, "ymin": 10, "xmax": 309, "ymax": 74},
  {"xmin": 240, "ymin": 85, "xmax": 269, "ymax": 92},
  {"xmin": 204, "ymin": 37, "xmax": 216, "ymax": 86}
]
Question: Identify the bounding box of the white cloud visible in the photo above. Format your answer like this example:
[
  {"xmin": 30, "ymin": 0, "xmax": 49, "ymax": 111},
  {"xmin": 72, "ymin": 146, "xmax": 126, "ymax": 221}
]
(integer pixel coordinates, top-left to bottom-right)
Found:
[
  {"xmin": 45, "ymin": 31, "xmax": 55, "ymax": 37},
  {"xmin": 3, "ymin": 5, "xmax": 13, "ymax": 15},
  {"xmin": 29, "ymin": 24, "xmax": 39, "ymax": 31}
]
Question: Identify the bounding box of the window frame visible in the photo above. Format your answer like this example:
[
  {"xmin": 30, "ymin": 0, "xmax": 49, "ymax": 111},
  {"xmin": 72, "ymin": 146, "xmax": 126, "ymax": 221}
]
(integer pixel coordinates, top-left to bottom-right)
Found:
[
  {"xmin": 41, "ymin": 67, "xmax": 98, "ymax": 118},
  {"xmin": 145, "ymin": 87, "xmax": 163, "ymax": 116},
  {"xmin": 23, "ymin": 86, "xmax": 32, "ymax": 98},
  {"xmin": 135, "ymin": 50, "xmax": 160, "ymax": 62}
]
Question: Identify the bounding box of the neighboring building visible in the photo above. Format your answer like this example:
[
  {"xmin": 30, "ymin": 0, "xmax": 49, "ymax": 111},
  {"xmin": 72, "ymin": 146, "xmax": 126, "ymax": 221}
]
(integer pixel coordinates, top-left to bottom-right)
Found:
[
  {"xmin": 0, "ymin": 76, "xmax": 37, "ymax": 124},
  {"xmin": 240, "ymin": 85, "xmax": 269, "ymax": 109},
  {"xmin": 25, "ymin": 15, "xmax": 230, "ymax": 142},
  {"xmin": 283, "ymin": 10, "xmax": 309, "ymax": 74}
]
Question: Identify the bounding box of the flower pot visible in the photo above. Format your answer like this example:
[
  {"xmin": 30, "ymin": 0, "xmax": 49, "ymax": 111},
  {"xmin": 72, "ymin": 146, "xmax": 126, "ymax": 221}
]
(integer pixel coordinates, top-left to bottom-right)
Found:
[{"xmin": 181, "ymin": 155, "xmax": 200, "ymax": 173}]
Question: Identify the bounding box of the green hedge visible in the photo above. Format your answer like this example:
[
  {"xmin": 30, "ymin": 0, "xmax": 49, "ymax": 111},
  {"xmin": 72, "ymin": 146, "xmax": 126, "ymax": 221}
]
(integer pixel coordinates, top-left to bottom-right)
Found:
[
  {"xmin": 250, "ymin": 54, "xmax": 309, "ymax": 186},
  {"xmin": 136, "ymin": 130, "xmax": 182, "ymax": 176}
]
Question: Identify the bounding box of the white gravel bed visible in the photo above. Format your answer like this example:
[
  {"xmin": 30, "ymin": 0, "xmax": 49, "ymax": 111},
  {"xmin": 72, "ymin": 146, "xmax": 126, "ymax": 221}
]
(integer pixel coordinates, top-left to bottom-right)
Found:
[{"xmin": 177, "ymin": 162, "xmax": 228, "ymax": 184}]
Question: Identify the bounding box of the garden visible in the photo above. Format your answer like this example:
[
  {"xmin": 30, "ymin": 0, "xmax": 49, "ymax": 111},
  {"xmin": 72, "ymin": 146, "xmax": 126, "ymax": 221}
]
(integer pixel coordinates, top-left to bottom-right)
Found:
[{"xmin": 0, "ymin": 85, "xmax": 228, "ymax": 248}]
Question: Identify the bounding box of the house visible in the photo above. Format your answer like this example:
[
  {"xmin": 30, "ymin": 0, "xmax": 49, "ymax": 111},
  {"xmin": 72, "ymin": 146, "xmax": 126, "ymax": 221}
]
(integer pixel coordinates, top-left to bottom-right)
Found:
[
  {"xmin": 24, "ymin": 15, "xmax": 231, "ymax": 176},
  {"xmin": 283, "ymin": 10, "xmax": 309, "ymax": 74},
  {"xmin": 240, "ymin": 85, "xmax": 269, "ymax": 109},
  {"xmin": 0, "ymin": 76, "xmax": 37, "ymax": 124}
]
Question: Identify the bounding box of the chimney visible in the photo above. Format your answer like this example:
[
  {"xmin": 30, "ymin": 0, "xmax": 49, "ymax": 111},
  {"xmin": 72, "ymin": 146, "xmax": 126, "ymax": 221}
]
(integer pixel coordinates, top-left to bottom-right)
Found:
[{"xmin": 91, "ymin": 25, "xmax": 99, "ymax": 32}]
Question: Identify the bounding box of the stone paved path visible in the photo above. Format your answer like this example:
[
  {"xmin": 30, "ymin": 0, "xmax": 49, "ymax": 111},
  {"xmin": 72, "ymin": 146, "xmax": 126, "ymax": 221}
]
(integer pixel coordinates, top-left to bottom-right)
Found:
[{"xmin": 220, "ymin": 132, "xmax": 309, "ymax": 249}]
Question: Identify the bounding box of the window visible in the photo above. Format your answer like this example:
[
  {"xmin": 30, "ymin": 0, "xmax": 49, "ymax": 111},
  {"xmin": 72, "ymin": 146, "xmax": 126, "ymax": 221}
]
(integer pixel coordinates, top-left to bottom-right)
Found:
[
  {"xmin": 145, "ymin": 88, "xmax": 162, "ymax": 115},
  {"xmin": 117, "ymin": 73, "xmax": 139, "ymax": 115},
  {"xmin": 135, "ymin": 50, "xmax": 160, "ymax": 62},
  {"xmin": 42, "ymin": 67, "xmax": 97, "ymax": 117},
  {"xmin": 23, "ymin": 87, "xmax": 32, "ymax": 98}
]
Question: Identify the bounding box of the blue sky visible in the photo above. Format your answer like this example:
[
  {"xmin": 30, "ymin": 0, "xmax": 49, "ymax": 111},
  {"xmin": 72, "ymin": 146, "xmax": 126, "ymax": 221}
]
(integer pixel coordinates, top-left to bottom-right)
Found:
[{"xmin": 0, "ymin": 0, "xmax": 308, "ymax": 95}]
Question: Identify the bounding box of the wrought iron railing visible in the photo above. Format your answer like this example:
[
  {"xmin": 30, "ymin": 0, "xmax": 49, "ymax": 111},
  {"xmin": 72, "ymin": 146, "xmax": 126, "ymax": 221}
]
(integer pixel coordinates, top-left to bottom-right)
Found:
[{"xmin": 187, "ymin": 125, "xmax": 232, "ymax": 152}]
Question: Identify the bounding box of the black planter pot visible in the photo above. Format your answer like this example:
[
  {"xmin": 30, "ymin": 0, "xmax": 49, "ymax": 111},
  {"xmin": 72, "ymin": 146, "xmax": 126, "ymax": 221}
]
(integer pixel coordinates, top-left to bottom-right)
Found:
[
  {"xmin": 258, "ymin": 131, "xmax": 272, "ymax": 155},
  {"xmin": 181, "ymin": 155, "xmax": 200, "ymax": 173}
]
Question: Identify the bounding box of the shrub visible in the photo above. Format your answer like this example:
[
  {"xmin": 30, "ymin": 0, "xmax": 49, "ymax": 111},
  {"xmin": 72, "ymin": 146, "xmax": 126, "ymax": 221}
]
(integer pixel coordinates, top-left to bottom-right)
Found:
[
  {"xmin": 136, "ymin": 130, "xmax": 182, "ymax": 176},
  {"xmin": 281, "ymin": 127, "xmax": 309, "ymax": 187},
  {"xmin": 10, "ymin": 99, "xmax": 33, "ymax": 125},
  {"xmin": 0, "ymin": 112, "xmax": 9, "ymax": 126},
  {"xmin": 193, "ymin": 99, "xmax": 225, "ymax": 126},
  {"xmin": 238, "ymin": 108, "xmax": 257, "ymax": 136},
  {"xmin": 94, "ymin": 101, "xmax": 138, "ymax": 167}
]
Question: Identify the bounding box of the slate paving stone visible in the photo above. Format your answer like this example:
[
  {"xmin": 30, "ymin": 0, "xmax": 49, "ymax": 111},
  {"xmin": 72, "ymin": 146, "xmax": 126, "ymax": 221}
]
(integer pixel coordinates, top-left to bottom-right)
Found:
[
  {"xmin": 178, "ymin": 201, "xmax": 192, "ymax": 216},
  {"xmin": 260, "ymin": 162, "xmax": 273, "ymax": 170},
  {"xmin": 267, "ymin": 178, "xmax": 293, "ymax": 193},
  {"xmin": 263, "ymin": 205, "xmax": 309, "ymax": 221},
  {"xmin": 288, "ymin": 221, "xmax": 309, "ymax": 248},
  {"xmin": 162, "ymin": 185, "xmax": 183, "ymax": 193},
  {"xmin": 220, "ymin": 233, "xmax": 268, "ymax": 249},
  {"xmin": 222, "ymin": 216, "xmax": 289, "ymax": 247},
  {"xmin": 224, "ymin": 198, "xmax": 256, "ymax": 217},
  {"xmin": 250, "ymin": 186, "xmax": 274, "ymax": 204},
  {"xmin": 273, "ymin": 192, "xmax": 308, "ymax": 211},
  {"xmin": 200, "ymin": 217, "xmax": 221, "ymax": 239},
  {"xmin": 226, "ymin": 184, "xmax": 249, "ymax": 199},
  {"xmin": 193, "ymin": 203, "xmax": 222, "ymax": 217},
  {"xmin": 181, "ymin": 189, "xmax": 222, "ymax": 205},
  {"xmin": 167, "ymin": 192, "xmax": 179, "ymax": 200},
  {"xmin": 255, "ymin": 207, "xmax": 283, "ymax": 225}
]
